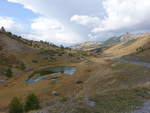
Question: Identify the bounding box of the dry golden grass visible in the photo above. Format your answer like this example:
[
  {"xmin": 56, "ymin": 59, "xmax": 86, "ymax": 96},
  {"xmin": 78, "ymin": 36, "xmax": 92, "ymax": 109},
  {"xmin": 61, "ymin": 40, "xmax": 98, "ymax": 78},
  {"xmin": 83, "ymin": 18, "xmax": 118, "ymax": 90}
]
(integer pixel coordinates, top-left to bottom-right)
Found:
[
  {"xmin": 1, "ymin": 32, "xmax": 150, "ymax": 113},
  {"xmin": 104, "ymin": 36, "xmax": 150, "ymax": 57},
  {"xmin": 0, "ymin": 59, "xmax": 93, "ymax": 111},
  {"xmin": 1, "ymin": 54, "xmax": 150, "ymax": 113}
]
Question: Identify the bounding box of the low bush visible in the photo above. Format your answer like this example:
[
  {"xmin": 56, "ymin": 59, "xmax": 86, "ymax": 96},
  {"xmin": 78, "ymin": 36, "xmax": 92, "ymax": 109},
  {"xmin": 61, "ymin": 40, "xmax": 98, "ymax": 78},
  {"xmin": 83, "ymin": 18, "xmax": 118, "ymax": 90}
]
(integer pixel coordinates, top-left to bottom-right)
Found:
[
  {"xmin": 5, "ymin": 68, "xmax": 13, "ymax": 78},
  {"xmin": 24, "ymin": 93, "xmax": 40, "ymax": 112},
  {"xmin": 9, "ymin": 97, "xmax": 23, "ymax": 113}
]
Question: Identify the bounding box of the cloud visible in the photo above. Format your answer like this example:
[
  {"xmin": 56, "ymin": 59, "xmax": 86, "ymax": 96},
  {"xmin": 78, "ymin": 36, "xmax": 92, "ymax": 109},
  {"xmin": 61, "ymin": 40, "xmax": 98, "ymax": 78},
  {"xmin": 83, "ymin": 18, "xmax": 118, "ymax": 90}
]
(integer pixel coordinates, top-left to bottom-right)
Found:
[
  {"xmin": 94, "ymin": 0, "xmax": 150, "ymax": 33},
  {"xmin": 24, "ymin": 17, "xmax": 83, "ymax": 45},
  {"xmin": 31, "ymin": 17, "xmax": 64, "ymax": 32},
  {"xmin": 70, "ymin": 15, "xmax": 101, "ymax": 28},
  {"xmin": 7, "ymin": 0, "xmax": 102, "ymax": 18},
  {"xmin": 8, "ymin": 0, "xmax": 85, "ymax": 45},
  {"xmin": 7, "ymin": 0, "xmax": 40, "ymax": 14},
  {"xmin": 0, "ymin": 17, "xmax": 24, "ymax": 33},
  {"xmin": 71, "ymin": 0, "xmax": 150, "ymax": 35},
  {"xmin": 8, "ymin": 0, "xmax": 150, "ymax": 44}
]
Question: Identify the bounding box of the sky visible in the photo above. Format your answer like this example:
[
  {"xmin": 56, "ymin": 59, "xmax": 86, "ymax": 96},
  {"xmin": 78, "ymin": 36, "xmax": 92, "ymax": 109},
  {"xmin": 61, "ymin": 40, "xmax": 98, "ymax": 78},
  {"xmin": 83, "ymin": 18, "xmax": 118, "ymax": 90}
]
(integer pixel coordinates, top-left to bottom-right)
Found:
[{"xmin": 0, "ymin": 0, "xmax": 150, "ymax": 46}]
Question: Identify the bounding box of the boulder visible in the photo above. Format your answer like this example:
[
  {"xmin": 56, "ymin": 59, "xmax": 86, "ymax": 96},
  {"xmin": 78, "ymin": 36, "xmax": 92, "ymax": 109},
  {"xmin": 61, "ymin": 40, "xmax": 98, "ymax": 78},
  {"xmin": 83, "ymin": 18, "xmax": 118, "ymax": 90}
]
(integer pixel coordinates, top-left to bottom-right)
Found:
[
  {"xmin": 52, "ymin": 91, "xmax": 59, "ymax": 96},
  {"xmin": 76, "ymin": 80, "xmax": 83, "ymax": 84}
]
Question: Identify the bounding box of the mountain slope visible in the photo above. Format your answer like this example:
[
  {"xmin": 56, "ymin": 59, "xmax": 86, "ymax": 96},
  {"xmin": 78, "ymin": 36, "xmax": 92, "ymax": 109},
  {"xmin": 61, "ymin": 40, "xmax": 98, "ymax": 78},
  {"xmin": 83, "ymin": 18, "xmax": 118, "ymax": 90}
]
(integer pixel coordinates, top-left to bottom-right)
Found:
[
  {"xmin": 0, "ymin": 30, "xmax": 83, "ymax": 80},
  {"xmin": 71, "ymin": 42, "xmax": 102, "ymax": 51},
  {"xmin": 104, "ymin": 33, "xmax": 150, "ymax": 57},
  {"xmin": 0, "ymin": 32, "xmax": 33, "ymax": 53}
]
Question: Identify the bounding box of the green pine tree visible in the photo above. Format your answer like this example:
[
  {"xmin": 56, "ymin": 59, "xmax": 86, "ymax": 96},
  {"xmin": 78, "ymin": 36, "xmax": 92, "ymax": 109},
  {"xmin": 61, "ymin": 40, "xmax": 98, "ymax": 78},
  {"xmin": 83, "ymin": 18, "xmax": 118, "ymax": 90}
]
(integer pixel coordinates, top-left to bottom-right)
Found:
[
  {"xmin": 24, "ymin": 93, "xmax": 40, "ymax": 112},
  {"xmin": 6, "ymin": 68, "xmax": 12, "ymax": 78},
  {"xmin": 20, "ymin": 62, "xmax": 26, "ymax": 70},
  {"xmin": 9, "ymin": 97, "xmax": 23, "ymax": 113}
]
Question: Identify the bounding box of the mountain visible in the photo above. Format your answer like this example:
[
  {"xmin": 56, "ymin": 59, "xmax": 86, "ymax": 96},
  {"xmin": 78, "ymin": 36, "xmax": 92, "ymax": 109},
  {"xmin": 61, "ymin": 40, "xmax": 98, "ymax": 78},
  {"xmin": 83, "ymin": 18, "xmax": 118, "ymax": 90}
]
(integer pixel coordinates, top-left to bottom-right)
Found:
[
  {"xmin": 103, "ymin": 32, "xmax": 150, "ymax": 46},
  {"xmin": 104, "ymin": 32, "xmax": 150, "ymax": 57},
  {"xmin": 71, "ymin": 42, "xmax": 102, "ymax": 51},
  {"xmin": 71, "ymin": 33, "xmax": 150, "ymax": 53},
  {"xmin": 1, "ymin": 28, "xmax": 150, "ymax": 113},
  {"xmin": 103, "ymin": 36, "xmax": 121, "ymax": 46},
  {"xmin": 87, "ymin": 32, "xmax": 150, "ymax": 55},
  {"xmin": 0, "ymin": 29, "xmax": 83, "ymax": 80},
  {"xmin": 122, "ymin": 35, "xmax": 150, "ymax": 62},
  {"xmin": 0, "ymin": 33, "xmax": 33, "ymax": 53}
]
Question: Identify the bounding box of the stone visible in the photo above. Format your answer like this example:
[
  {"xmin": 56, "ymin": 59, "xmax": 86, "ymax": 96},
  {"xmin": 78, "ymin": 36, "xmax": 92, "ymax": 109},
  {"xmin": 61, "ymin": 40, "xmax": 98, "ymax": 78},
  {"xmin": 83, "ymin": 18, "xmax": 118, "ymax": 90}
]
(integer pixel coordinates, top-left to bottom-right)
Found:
[
  {"xmin": 52, "ymin": 91, "xmax": 59, "ymax": 96},
  {"xmin": 76, "ymin": 80, "xmax": 83, "ymax": 84},
  {"xmin": 0, "ymin": 80, "xmax": 5, "ymax": 83},
  {"xmin": 83, "ymin": 98, "xmax": 96, "ymax": 107},
  {"xmin": 33, "ymin": 109, "xmax": 49, "ymax": 113}
]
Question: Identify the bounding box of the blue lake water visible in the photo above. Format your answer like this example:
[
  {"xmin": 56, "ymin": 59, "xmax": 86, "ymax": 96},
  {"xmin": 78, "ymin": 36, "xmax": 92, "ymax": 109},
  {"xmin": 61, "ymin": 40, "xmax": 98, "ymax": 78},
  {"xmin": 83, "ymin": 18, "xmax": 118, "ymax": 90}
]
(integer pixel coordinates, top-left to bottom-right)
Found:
[{"xmin": 26, "ymin": 66, "xmax": 77, "ymax": 83}]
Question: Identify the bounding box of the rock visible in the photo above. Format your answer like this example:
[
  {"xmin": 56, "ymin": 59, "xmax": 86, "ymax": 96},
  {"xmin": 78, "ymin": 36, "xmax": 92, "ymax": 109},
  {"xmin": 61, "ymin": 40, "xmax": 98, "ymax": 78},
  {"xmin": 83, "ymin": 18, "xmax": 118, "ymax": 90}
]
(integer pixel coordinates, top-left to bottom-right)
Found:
[
  {"xmin": 86, "ymin": 100, "xmax": 96, "ymax": 107},
  {"xmin": 0, "ymin": 80, "xmax": 5, "ymax": 83},
  {"xmin": 52, "ymin": 91, "xmax": 59, "ymax": 96},
  {"xmin": 83, "ymin": 98, "xmax": 96, "ymax": 107},
  {"xmin": 25, "ymin": 65, "xmax": 33, "ymax": 71},
  {"xmin": 132, "ymin": 101, "xmax": 150, "ymax": 113},
  {"xmin": 33, "ymin": 109, "xmax": 49, "ymax": 113},
  {"xmin": 76, "ymin": 80, "xmax": 83, "ymax": 84}
]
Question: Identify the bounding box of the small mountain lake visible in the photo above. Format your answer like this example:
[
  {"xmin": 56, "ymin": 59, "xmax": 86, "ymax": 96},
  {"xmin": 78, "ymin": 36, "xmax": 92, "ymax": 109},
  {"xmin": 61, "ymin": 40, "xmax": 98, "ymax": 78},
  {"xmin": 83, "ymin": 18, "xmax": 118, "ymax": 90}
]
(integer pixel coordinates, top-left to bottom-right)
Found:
[{"xmin": 26, "ymin": 66, "xmax": 77, "ymax": 83}]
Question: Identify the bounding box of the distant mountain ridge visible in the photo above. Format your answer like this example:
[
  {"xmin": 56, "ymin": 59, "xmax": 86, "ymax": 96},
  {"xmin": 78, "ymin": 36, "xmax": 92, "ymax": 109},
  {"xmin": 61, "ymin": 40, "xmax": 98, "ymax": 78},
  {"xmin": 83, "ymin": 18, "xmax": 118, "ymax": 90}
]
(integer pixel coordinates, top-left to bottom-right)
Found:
[
  {"xmin": 104, "ymin": 32, "xmax": 150, "ymax": 46},
  {"xmin": 104, "ymin": 32, "xmax": 150, "ymax": 57},
  {"xmin": 71, "ymin": 42, "xmax": 102, "ymax": 51},
  {"xmin": 71, "ymin": 32, "xmax": 150, "ymax": 53}
]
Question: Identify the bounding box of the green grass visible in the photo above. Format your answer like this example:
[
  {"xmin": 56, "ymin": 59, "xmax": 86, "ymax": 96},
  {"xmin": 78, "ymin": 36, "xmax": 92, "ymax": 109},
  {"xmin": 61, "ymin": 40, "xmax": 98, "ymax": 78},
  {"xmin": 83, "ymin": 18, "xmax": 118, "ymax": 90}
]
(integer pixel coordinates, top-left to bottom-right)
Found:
[{"xmin": 39, "ymin": 50, "xmax": 58, "ymax": 55}]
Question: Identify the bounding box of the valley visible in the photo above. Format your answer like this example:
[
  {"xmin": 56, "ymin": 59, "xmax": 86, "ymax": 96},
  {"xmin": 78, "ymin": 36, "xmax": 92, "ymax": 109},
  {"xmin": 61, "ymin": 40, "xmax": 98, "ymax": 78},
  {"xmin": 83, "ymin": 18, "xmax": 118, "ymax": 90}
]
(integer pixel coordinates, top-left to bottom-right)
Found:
[{"xmin": 0, "ymin": 29, "xmax": 150, "ymax": 113}]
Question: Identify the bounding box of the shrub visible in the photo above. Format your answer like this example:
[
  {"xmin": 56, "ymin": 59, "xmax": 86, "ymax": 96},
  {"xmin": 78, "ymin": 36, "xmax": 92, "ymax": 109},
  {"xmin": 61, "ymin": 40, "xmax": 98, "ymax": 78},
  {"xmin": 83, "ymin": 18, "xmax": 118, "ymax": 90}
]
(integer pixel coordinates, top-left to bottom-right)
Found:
[
  {"xmin": 136, "ymin": 47, "xmax": 144, "ymax": 53},
  {"xmin": 0, "ymin": 26, "xmax": 6, "ymax": 32},
  {"xmin": 5, "ymin": 68, "xmax": 13, "ymax": 78},
  {"xmin": 20, "ymin": 62, "xmax": 26, "ymax": 70},
  {"xmin": 9, "ymin": 97, "xmax": 23, "ymax": 113},
  {"xmin": 32, "ymin": 60, "xmax": 38, "ymax": 63},
  {"xmin": 0, "ymin": 45, "xmax": 3, "ymax": 51},
  {"xmin": 60, "ymin": 45, "xmax": 64, "ymax": 49},
  {"xmin": 24, "ymin": 93, "xmax": 40, "ymax": 112},
  {"xmin": 59, "ymin": 96, "xmax": 68, "ymax": 103}
]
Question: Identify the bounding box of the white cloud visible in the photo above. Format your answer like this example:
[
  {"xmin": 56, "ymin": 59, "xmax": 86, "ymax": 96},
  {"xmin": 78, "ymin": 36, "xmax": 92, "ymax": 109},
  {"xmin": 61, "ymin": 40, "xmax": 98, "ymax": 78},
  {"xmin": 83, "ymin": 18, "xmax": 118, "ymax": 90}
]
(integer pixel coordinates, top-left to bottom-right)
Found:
[
  {"xmin": 31, "ymin": 17, "xmax": 64, "ymax": 32},
  {"xmin": 93, "ymin": 0, "xmax": 150, "ymax": 33},
  {"xmin": 70, "ymin": 15, "xmax": 101, "ymax": 28},
  {"xmin": 8, "ymin": 0, "xmax": 150, "ymax": 43},
  {"xmin": 0, "ymin": 17, "xmax": 24, "ymax": 33},
  {"xmin": 87, "ymin": 34, "xmax": 99, "ymax": 41},
  {"xmin": 8, "ymin": 0, "xmax": 85, "ymax": 45},
  {"xmin": 71, "ymin": 0, "xmax": 150, "ymax": 35},
  {"xmin": 7, "ymin": 0, "xmax": 40, "ymax": 14},
  {"xmin": 24, "ymin": 17, "xmax": 83, "ymax": 45}
]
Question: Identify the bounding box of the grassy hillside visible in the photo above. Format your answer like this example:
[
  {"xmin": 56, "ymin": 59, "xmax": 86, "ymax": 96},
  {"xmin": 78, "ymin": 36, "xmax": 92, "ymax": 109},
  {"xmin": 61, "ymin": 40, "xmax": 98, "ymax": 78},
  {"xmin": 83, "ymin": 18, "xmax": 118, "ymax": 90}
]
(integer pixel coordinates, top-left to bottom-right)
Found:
[
  {"xmin": 27, "ymin": 58, "xmax": 150, "ymax": 113},
  {"xmin": 71, "ymin": 42, "xmax": 102, "ymax": 51},
  {"xmin": 0, "ymin": 30, "xmax": 150, "ymax": 113},
  {"xmin": 0, "ymin": 30, "xmax": 84, "ymax": 80},
  {"xmin": 104, "ymin": 35, "xmax": 150, "ymax": 57}
]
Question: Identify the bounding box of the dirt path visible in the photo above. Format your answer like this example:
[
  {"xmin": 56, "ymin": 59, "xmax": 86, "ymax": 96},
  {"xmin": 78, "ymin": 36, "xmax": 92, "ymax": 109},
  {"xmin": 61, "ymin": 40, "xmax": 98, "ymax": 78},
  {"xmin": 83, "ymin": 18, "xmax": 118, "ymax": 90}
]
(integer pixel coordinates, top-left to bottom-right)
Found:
[
  {"xmin": 112, "ymin": 57, "xmax": 150, "ymax": 68},
  {"xmin": 132, "ymin": 101, "xmax": 150, "ymax": 113},
  {"xmin": 111, "ymin": 58, "xmax": 150, "ymax": 113}
]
